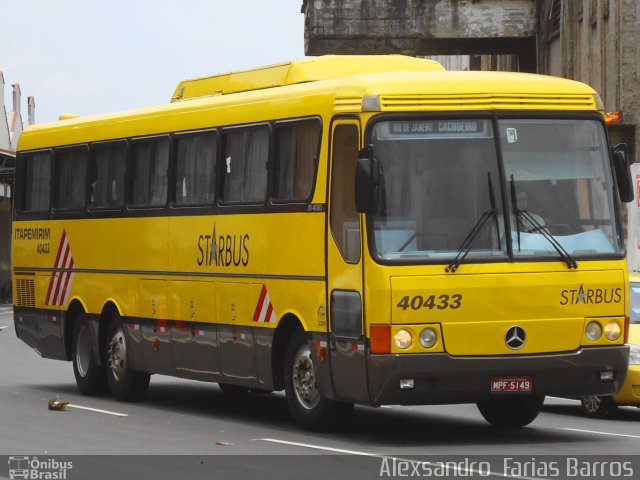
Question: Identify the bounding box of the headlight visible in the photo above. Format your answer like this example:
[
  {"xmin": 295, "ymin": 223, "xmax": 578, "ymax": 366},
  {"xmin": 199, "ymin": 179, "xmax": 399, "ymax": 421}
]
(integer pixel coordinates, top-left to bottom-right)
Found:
[
  {"xmin": 394, "ymin": 329, "xmax": 413, "ymax": 349},
  {"xmin": 630, "ymin": 344, "xmax": 640, "ymax": 365},
  {"xmin": 604, "ymin": 321, "xmax": 621, "ymax": 341},
  {"xmin": 585, "ymin": 321, "xmax": 602, "ymax": 341},
  {"xmin": 419, "ymin": 328, "xmax": 437, "ymax": 348}
]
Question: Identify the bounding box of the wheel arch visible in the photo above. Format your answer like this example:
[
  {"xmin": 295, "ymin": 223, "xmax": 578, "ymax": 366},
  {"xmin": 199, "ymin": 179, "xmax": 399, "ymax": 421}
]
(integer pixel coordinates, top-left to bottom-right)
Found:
[
  {"xmin": 271, "ymin": 313, "xmax": 306, "ymax": 391},
  {"xmin": 98, "ymin": 300, "xmax": 123, "ymax": 366},
  {"xmin": 63, "ymin": 298, "xmax": 88, "ymax": 360}
]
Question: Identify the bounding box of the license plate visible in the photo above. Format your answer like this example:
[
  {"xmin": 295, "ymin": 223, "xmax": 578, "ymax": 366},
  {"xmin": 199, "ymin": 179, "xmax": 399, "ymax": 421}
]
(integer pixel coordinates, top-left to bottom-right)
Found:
[{"xmin": 491, "ymin": 376, "xmax": 533, "ymax": 392}]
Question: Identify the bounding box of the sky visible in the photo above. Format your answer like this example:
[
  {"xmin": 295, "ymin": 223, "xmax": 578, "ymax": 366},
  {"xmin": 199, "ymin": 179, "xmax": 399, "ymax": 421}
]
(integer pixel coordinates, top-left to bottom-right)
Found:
[{"xmin": 1, "ymin": 0, "xmax": 305, "ymax": 124}]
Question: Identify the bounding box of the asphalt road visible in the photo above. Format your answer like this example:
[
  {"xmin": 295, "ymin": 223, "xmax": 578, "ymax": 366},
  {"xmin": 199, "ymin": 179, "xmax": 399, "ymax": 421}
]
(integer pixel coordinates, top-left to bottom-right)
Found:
[{"xmin": 1, "ymin": 306, "xmax": 639, "ymax": 479}]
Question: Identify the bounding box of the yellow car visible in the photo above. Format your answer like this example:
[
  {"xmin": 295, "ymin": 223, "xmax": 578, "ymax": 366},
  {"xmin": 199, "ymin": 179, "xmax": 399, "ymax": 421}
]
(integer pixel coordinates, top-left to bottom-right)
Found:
[{"xmin": 580, "ymin": 273, "xmax": 640, "ymax": 416}]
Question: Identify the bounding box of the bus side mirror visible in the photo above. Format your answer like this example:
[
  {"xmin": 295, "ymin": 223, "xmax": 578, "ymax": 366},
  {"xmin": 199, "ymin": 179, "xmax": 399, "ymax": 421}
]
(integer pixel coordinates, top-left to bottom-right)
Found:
[
  {"xmin": 355, "ymin": 146, "xmax": 381, "ymax": 213},
  {"xmin": 612, "ymin": 143, "xmax": 634, "ymax": 203}
]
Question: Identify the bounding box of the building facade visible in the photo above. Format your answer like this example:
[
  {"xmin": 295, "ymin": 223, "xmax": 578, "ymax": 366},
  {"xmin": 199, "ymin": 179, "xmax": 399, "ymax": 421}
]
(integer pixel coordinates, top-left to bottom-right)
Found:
[
  {"xmin": 538, "ymin": 0, "xmax": 639, "ymax": 163},
  {"xmin": 1, "ymin": 72, "xmax": 34, "ymax": 303}
]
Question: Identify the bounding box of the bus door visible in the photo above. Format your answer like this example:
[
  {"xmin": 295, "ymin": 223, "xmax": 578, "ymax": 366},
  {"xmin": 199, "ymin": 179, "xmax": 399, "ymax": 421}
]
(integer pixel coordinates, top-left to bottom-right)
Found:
[{"xmin": 326, "ymin": 119, "xmax": 369, "ymax": 403}]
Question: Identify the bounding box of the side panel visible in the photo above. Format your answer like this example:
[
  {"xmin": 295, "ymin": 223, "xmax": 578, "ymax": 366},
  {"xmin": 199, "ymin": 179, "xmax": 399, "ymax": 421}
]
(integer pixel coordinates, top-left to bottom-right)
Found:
[
  {"xmin": 169, "ymin": 280, "xmax": 220, "ymax": 380},
  {"xmin": 216, "ymin": 282, "xmax": 258, "ymax": 385},
  {"xmin": 139, "ymin": 279, "xmax": 174, "ymax": 375}
]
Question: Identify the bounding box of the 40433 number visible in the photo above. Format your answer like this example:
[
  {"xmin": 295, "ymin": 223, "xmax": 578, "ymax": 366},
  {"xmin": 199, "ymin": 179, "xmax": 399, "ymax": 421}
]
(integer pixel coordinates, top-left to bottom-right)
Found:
[{"xmin": 396, "ymin": 294, "xmax": 462, "ymax": 311}]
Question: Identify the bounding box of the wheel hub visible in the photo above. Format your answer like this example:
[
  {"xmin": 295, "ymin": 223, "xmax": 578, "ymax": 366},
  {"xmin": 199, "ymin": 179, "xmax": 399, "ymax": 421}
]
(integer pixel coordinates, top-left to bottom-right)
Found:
[
  {"xmin": 582, "ymin": 395, "xmax": 601, "ymax": 413},
  {"xmin": 108, "ymin": 329, "xmax": 127, "ymax": 382},
  {"xmin": 292, "ymin": 345, "xmax": 320, "ymax": 410}
]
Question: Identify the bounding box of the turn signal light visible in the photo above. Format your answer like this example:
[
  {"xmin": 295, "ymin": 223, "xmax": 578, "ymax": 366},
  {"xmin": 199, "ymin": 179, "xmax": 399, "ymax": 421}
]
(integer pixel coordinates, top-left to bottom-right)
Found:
[
  {"xmin": 625, "ymin": 316, "xmax": 630, "ymax": 344},
  {"xmin": 370, "ymin": 325, "xmax": 391, "ymax": 354}
]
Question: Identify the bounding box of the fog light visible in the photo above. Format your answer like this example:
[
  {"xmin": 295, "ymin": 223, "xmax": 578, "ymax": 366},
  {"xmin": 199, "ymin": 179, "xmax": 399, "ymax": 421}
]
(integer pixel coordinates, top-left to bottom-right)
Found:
[
  {"xmin": 394, "ymin": 329, "xmax": 413, "ymax": 349},
  {"xmin": 604, "ymin": 321, "xmax": 621, "ymax": 341},
  {"xmin": 400, "ymin": 378, "xmax": 415, "ymax": 390},
  {"xmin": 599, "ymin": 370, "xmax": 615, "ymax": 381},
  {"xmin": 585, "ymin": 321, "xmax": 602, "ymax": 341},
  {"xmin": 419, "ymin": 328, "xmax": 437, "ymax": 348}
]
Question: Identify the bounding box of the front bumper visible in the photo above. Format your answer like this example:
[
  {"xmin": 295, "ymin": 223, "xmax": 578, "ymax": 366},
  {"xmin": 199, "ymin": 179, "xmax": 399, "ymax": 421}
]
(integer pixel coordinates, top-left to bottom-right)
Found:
[{"xmin": 368, "ymin": 346, "xmax": 629, "ymax": 406}]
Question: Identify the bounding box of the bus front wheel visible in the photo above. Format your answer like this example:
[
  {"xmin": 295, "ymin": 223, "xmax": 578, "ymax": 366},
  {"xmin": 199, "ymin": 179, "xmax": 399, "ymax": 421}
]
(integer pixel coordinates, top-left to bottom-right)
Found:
[
  {"xmin": 72, "ymin": 314, "xmax": 108, "ymax": 395},
  {"xmin": 105, "ymin": 313, "xmax": 150, "ymax": 401},
  {"xmin": 476, "ymin": 395, "xmax": 544, "ymax": 428},
  {"xmin": 284, "ymin": 330, "xmax": 353, "ymax": 430}
]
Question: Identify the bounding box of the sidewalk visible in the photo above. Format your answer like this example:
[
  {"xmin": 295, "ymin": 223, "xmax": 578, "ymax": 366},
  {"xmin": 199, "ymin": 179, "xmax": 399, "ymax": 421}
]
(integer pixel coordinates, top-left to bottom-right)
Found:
[{"xmin": 0, "ymin": 304, "xmax": 13, "ymax": 314}]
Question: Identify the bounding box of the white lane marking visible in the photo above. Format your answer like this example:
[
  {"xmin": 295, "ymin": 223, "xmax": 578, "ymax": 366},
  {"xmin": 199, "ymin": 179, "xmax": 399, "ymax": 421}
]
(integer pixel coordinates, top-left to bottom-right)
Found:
[
  {"xmin": 0, "ymin": 326, "xmax": 8, "ymax": 331},
  {"xmin": 256, "ymin": 438, "xmax": 379, "ymax": 456},
  {"xmin": 559, "ymin": 427, "xmax": 640, "ymax": 440},
  {"xmin": 546, "ymin": 396, "xmax": 576, "ymax": 402},
  {"xmin": 67, "ymin": 404, "xmax": 128, "ymax": 417},
  {"xmin": 255, "ymin": 438, "xmax": 545, "ymax": 480}
]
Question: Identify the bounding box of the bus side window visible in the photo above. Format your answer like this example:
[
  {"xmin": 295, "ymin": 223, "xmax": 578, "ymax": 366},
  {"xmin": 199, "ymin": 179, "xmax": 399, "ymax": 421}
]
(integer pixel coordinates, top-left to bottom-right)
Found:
[
  {"xmin": 330, "ymin": 124, "xmax": 360, "ymax": 263},
  {"xmin": 90, "ymin": 142, "xmax": 126, "ymax": 209},
  {"xmin": 130, "ymin": 138, "xmax": 169, "ymax": 207},
  {"xmin": 175, "ymin": 132, "xmax": 217, "ymax": 205},
  {"xmin": 22, "ymin": 151, "xmax": 52, "ymax": 212},
  {"xmin": 222, "ymin": 127, "xmax": 268, "ymax": 203},
  {"xmin": 53, "ymin": 147, "xmax": 88, "ymax": 211},
  {"xmin": 273, "ymin": 121, "xmax": 320, "ymax": 202}
]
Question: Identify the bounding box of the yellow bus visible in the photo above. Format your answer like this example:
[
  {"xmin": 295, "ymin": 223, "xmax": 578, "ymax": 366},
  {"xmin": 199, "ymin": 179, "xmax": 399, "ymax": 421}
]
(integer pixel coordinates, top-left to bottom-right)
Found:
[{"xmin": 12, "ymin": 55, "xmax": 633, "ymax": 429}]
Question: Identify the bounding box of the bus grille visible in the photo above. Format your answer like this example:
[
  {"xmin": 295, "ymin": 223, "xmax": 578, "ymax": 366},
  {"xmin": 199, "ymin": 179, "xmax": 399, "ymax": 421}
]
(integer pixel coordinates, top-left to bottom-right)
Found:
[
  {"xmin": 380, "ymin": 94, "xmax": 596, "ymax": 111},
  {"xmin": 15, "ymin": 279, "xmax": 35, "ymax": 308}
]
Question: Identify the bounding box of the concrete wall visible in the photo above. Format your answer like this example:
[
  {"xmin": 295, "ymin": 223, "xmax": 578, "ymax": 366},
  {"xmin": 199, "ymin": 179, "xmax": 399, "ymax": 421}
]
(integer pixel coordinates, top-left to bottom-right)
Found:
[{"xmin": 303, "ymin": 0, "xmax": 537, "ymax": 67}]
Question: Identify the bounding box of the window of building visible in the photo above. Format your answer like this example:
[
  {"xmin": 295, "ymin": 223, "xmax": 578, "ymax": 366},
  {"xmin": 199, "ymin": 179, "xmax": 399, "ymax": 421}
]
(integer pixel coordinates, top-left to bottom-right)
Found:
[
  {"xmin": 273, "ymin": 121, "xmax": 321, "ymax": 202},
  {"xmin": 90, "ymin": 142, "xmax": 126, "ymax": 209},
  {"xmin": 130, "ymin": 137, "xmax": 169, "ymax": 207},
  {"xmin": 222, "ymin": 127, "xmax": 269, "ymax": 203},
  {"xmin": 23, "ymin": 151, "xmax": 52, "ymax": 212},
  {"xmin": 175, "ymin": 132, "xmax": 217, "ymax": 205},
  {"xmin": 54, "ymin": 147, "xmax": 88, "ymax": 210}
]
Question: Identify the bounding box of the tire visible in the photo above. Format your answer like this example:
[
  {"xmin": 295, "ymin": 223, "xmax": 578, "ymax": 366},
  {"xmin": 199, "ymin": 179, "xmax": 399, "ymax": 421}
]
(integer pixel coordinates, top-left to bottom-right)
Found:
[
  {"xmin": 284, "ymin": 329, "xmax": 353, "ymax": 430},
  {"xmin": 477, "ymin": 395, "xmax": 545, "ymax": 428},
  {"xmin": 105, "ymin": 313, "xmax": 150, "ymax": 402},
  {"xmin": 581, "ymin": 395, "xmax": 618, "ymax": 418},
  {"xmin": 72, "ymin": 314, "xmax": 108, "ymax": 396}
]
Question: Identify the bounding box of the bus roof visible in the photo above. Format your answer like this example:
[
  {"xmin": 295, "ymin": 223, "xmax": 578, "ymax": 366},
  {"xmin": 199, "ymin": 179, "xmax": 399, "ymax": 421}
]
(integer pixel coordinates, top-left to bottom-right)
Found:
[
  {"xmin": 170, "ymin": 55, "xmax": 446, "ymax": 102},
  {"xmin": 18, "ymin": 56, "xmax": 599, "ymax": 151}
]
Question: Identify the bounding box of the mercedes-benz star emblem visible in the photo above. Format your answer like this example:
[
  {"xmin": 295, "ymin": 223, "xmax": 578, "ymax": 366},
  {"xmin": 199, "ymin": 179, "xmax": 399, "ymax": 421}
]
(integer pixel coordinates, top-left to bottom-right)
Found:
[{"xmin": 505, "ymin": 326, "xmax": 526, "ymax": 350}]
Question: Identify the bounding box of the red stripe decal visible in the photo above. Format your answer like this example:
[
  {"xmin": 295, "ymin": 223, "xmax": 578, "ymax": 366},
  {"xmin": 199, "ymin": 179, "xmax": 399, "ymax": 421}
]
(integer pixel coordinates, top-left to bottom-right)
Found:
[{"xmin": 252, "ymin": 285, "xmax": 268, "ymax": 322}]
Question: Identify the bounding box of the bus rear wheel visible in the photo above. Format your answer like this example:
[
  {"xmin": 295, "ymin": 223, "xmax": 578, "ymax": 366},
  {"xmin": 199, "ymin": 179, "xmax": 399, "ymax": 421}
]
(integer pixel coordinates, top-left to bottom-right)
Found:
[
  {"xmin": 72, "ymin": 314, "xmax": 108, "ymax": 396},
  {"xmin": 284, "ymin": 329, "xmax": 353, "ymax": 430},
  {"xmin": 105, "ymin": 313, "xmax": 150, "ymax": 401},
  {"xmin": 476, "ymin": 395, "xmax": 544, "ymax": 428}
]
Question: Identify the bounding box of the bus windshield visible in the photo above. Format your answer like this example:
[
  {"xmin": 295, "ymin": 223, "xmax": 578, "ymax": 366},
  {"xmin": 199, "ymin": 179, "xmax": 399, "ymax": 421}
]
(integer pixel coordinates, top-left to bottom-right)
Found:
[{"xmin": 369, "ymin": 117, "xmax": 621, "ymax": 263}]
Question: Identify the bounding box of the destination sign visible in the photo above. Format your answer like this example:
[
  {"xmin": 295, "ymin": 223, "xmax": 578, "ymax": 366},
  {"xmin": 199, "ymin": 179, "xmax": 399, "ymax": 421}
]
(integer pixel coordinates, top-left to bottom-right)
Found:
[{"xmin": 379, "ymin": 120, "xmax": 491, "ymax": 139}]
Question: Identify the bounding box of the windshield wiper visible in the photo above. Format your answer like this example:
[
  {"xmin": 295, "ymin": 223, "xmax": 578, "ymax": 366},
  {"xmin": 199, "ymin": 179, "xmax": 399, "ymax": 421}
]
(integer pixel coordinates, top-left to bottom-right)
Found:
[
  {"xmin": 446, "ymin": 173, "xmax": 498, "ymax": 273},
  {"xmin": 510, "ymin": 176, "xmax": 578, "ymax": 269}
]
